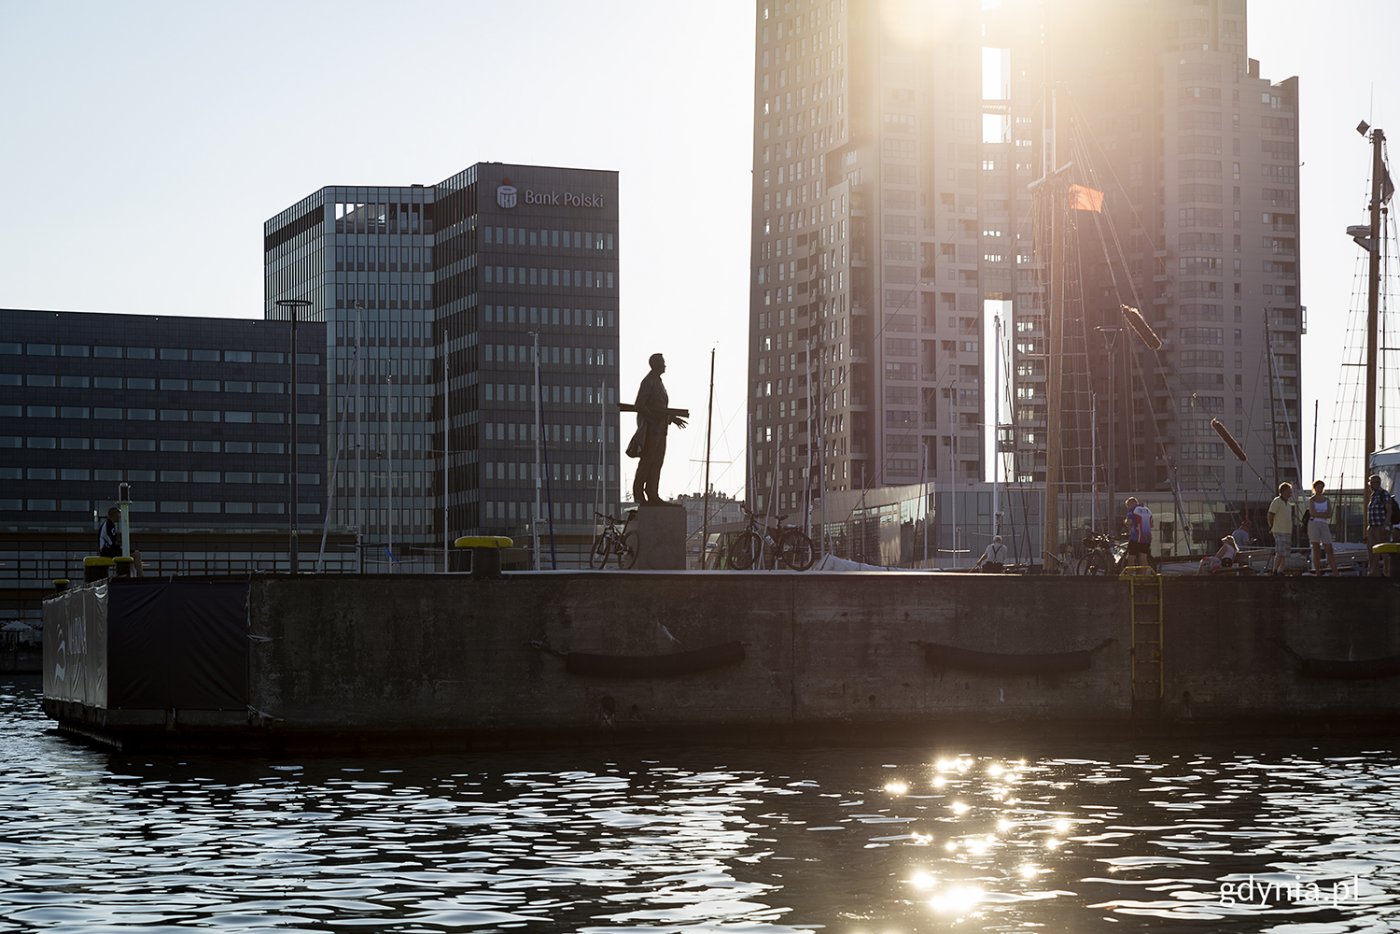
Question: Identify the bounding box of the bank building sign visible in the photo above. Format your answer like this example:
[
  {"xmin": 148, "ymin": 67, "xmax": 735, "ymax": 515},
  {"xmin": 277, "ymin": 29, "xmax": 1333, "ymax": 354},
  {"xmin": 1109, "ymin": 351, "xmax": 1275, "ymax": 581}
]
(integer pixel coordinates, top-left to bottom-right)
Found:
[{"xmin": 497, "ymin": 178, "xmax": 603, "ymax": 210}]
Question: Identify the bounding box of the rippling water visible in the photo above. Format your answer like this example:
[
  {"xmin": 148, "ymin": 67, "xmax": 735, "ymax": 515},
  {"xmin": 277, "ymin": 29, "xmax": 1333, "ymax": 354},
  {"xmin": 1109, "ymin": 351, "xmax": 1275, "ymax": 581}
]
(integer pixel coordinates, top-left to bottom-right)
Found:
[{"xmin": 4, "ymin": 676, "xmax": 1400, "ymax": 932}]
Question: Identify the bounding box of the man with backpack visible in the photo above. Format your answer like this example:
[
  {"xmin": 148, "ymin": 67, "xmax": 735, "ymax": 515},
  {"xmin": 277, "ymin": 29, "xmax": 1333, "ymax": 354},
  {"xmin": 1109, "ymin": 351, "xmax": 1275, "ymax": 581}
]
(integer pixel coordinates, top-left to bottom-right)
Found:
[{"xmin": 1366, "ymin": 474, "xmax": 1398, "ymax": 577}]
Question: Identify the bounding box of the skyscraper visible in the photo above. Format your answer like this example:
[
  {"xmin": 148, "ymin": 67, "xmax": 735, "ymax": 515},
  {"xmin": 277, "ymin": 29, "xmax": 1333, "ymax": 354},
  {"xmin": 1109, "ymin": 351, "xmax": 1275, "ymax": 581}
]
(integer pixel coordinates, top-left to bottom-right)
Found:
[
  {"xmin": 265, "ymin": 163, "xmax": 620, "ymax": 568},
  {"xmin": 748, "ymin": 0, "xmax": 1300, "ymax": 542}
]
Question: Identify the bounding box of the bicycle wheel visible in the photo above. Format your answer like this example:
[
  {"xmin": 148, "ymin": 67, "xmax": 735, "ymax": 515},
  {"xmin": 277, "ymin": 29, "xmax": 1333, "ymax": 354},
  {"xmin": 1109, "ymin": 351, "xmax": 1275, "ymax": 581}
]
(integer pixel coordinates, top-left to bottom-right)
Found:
[
  {"xmin": 619, "ymin": 530, "xmax": 640, "ymax": 569},
  {"xmin": 588, "ymin": 533, "xmax": 610, "ymax": 570},
  {"xmin": 779, "ymin": 529, "xmax": 815, "ymax": 570},
  {"xmin": 1080, "ymin": 551, "xmax": 1110, "ymax": 576},
  {"xmin": 729, "ymin": 530, "xmax": 762, "ymax": 570}
]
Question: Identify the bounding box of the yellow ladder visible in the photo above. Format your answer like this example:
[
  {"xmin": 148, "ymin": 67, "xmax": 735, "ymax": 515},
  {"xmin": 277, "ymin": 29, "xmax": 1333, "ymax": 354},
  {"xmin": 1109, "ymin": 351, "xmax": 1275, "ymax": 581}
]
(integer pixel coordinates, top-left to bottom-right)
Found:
[{"xmin": 1123, "ymin": 566, "xmax": 1163, "ymax": 704}]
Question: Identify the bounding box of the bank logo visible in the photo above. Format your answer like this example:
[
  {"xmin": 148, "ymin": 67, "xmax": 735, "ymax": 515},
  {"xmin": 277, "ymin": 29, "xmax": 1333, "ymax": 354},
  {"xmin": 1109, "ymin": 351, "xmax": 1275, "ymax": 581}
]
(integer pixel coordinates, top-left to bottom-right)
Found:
[{"xmin": 497, "ymin": 179, "xmax": 518, "ymax": 210}]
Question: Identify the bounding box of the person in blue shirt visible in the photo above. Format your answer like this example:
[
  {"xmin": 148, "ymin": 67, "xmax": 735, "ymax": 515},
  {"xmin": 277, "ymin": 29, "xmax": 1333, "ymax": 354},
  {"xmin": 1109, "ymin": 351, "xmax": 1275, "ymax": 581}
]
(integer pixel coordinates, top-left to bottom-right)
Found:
[{"xmin": 1123, "ymin": 497, "xmax": 1152, "ymax": 569}]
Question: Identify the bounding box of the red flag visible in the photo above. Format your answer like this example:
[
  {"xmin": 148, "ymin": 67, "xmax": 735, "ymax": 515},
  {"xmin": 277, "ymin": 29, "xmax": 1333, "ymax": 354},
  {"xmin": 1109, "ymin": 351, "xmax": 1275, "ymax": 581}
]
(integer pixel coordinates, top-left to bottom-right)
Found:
[{"xmin": 1068, "ymin": 184, "xmax": 1104, "ymax": 212}]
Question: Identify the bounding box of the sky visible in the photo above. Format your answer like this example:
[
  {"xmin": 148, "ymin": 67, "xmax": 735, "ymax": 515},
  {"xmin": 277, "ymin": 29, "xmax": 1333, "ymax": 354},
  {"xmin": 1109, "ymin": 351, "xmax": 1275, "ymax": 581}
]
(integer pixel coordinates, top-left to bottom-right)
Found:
[{"xmin": 1, "ymin": 0, "xmax": 1396, "ymax": 498}]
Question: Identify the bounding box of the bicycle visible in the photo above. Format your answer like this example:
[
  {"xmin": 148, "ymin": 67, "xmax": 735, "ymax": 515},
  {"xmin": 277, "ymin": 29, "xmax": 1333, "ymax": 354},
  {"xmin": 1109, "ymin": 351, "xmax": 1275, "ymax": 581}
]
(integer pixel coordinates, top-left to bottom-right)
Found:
[
  {"xmin": 1078, "ymin": 532, "xmax": 1157, "ymax": 575},
  {"xmin": 589, "ymin": 511, "xmax": 639, "ymax": 569},
  {"xmin": 1077, "ymin": 532, "xmax": 1123, "ymax": 576},
  {"xmin": 728, "ymin": 504, "xmax": 816, "ymax": 571}
]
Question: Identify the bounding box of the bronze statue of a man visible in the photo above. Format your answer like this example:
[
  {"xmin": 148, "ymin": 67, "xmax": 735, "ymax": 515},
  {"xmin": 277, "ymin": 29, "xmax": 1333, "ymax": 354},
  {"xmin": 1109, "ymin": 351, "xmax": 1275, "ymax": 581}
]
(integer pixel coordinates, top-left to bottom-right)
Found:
[{"xmin": 629, "ymin": 353, "xmax": 686, "ymax": 504}]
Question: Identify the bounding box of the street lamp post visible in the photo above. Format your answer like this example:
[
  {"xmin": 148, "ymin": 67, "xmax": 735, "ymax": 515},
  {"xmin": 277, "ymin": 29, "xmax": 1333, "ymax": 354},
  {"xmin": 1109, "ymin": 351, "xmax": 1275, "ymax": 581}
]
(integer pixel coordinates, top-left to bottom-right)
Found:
[{"xmin": 276, "ymin": 298, "xmax": 313, "ymax": 574}]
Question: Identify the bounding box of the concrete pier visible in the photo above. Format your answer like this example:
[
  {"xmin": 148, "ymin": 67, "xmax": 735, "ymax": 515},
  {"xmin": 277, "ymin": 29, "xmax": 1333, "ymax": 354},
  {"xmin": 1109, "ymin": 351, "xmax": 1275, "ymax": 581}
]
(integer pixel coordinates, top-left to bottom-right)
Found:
[{"xmin": 41, "ymin": 573, "xmax": 1400, "ymax": 750}]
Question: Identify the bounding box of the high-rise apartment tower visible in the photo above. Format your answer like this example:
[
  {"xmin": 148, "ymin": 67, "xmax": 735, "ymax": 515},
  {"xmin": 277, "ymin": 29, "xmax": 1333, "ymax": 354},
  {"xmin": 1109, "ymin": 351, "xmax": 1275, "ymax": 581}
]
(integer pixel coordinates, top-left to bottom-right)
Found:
[{"xmin": 748, "ymin": 0, "xmax": 1300, "ymax": 540}]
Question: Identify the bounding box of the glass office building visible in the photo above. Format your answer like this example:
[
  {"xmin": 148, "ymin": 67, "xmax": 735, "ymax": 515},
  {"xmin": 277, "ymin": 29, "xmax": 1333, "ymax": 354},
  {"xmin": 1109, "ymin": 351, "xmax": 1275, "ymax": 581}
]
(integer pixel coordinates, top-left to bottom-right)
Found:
[
  {"xmin": 0, "ymin": 308, "xmax": 337, "ymax": 622},
  {"xmin": 264, "ymin": 163, "xmax": 621, "ymax": 569}
]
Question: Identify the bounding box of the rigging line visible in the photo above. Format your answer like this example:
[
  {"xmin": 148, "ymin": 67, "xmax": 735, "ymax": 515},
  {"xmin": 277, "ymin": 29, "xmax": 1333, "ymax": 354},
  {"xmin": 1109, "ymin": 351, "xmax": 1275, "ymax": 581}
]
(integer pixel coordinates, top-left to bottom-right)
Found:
[
  {"xmin": 1065, "ymin": 91, "xmax": 1163, "ymax": 263},
  {"xmin": 1070, "ymin": 114, "xmax": 1227, "ymax": 505}
]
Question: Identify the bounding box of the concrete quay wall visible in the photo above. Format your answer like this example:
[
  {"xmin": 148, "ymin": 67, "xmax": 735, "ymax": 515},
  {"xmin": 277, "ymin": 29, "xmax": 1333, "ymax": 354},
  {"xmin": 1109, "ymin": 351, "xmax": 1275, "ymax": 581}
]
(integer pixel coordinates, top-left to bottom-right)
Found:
[
  {"xmin": 247, "ymin": 573, "xmax": 1400, "ymax": 740},
  {"xmin": 43, "ymin": 573, "xmax": 1400, "ymax": 748}
]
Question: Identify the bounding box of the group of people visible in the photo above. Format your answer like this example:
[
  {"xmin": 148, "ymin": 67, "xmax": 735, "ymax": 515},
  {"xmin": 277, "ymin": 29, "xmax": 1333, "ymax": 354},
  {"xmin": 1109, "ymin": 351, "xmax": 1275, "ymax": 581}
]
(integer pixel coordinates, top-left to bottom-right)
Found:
[
  {"xmin": 1252, "ymin": 474, "xmax": 1397, "ymax": 576},
  {"xmin": 972, "ymin": 476, "xmax": 1399, "ymax": 575}
]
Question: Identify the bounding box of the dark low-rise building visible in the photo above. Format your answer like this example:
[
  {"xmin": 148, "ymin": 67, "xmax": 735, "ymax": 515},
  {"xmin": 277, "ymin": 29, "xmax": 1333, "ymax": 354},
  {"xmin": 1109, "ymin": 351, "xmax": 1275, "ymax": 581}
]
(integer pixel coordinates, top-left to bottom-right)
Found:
[{"xmin": 0, "ymin": 308, "xmax": 347, "ymax": 623}]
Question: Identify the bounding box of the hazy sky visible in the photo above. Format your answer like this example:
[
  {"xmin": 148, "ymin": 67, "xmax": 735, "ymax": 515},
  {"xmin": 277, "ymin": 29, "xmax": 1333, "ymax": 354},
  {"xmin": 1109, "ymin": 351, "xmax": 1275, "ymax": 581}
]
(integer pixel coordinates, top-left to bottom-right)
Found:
[{"xmin": 1, "ymin": 0, "xmax": 1395, "ymax": 497}]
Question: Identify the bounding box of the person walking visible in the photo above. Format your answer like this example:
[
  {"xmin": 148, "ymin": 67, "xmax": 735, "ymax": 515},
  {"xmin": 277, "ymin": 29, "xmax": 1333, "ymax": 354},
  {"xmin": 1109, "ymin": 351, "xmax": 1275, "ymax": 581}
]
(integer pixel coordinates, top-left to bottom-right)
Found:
[
  {"xmin": 1123, "ymin": 497, "xmax": 1152, "ymax": 569},
  {"xmin": 1267, "ymin": 482, "xmax": 1297, "ymax": 576},
  {"xmin": 1366, "ymin": 474, "xmax": 1397, "ymax": 577},
  {"xmin": 1306, "ymin": 480, "xmax": 1339, "ymax": 576}
]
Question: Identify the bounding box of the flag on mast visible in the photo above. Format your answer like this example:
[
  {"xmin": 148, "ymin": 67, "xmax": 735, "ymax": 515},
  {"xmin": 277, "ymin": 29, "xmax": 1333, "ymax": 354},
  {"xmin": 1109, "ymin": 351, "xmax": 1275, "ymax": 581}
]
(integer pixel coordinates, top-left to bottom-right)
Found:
[{"xmin": 1068, "ymin": 183, "xmax": 1105, "ymax": 212}]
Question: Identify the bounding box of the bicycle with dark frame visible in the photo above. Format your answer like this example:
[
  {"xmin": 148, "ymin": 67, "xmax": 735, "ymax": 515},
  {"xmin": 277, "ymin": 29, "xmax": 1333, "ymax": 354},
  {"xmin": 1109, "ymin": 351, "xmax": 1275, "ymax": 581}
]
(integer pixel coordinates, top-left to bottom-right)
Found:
[
  {"xmin": 728, "ymin": 503, "xmax": 816, "ymax": 571},
  {"xmin": 589, "ymin": 510, "xmax": 639, "ymax": 569}
]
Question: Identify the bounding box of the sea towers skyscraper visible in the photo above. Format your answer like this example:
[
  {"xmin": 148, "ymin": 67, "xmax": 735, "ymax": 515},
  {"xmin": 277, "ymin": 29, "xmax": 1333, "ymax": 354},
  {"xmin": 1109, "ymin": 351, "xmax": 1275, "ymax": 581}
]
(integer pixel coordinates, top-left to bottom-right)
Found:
[{"xmin": 748, "ymin": 0, "xmax": 1300, "ymax": 539}]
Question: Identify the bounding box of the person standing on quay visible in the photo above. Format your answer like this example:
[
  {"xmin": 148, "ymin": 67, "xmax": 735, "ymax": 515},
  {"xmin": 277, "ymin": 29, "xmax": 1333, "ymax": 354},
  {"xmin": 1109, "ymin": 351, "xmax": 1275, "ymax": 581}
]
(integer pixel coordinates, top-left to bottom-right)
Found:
[
  {"xmin": 98, "ymin": 506, "xmax": 122, "ymax": 558},
  {"xmin": 1123, "ymin": 497, "xmax": 1152, "ymax": 569},
  {"xmin": 1267, "ymin": 482, "xmax": 1297, "ymax": 576},
  {"xmin": 1306, "ymin": 480, "xmax": 1339, "ymax": 576},
  {"xmin": 628, "ymin": 353, "xmax": 686, "ymax": 505},
  {"xmin": 1366, "ymin": 474, "xmax": 1397, "ymax": 577}
]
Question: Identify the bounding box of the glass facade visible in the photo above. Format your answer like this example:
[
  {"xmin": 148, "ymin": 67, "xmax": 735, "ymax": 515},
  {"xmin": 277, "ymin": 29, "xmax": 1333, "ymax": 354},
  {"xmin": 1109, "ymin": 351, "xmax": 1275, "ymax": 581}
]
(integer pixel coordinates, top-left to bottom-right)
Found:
[{"xmin": 265, "ymin": 163, "xmax": 621, "ymax": 568}]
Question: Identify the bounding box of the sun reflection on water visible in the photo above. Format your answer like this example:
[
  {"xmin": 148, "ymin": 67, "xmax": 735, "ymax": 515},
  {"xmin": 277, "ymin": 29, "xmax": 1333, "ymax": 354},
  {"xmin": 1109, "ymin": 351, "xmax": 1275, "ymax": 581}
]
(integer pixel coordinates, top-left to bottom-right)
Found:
[{"xmin": 3, "ymin": 675, "xmax": 1400, "ymax": 933}]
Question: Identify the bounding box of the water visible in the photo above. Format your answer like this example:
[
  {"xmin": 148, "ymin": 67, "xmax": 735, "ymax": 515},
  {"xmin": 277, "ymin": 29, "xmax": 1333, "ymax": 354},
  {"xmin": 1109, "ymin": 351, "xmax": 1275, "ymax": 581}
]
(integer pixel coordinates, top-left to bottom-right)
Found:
[{"xmin": 4, "ymin": 676, "xmax": 1400, "ymax": 933}]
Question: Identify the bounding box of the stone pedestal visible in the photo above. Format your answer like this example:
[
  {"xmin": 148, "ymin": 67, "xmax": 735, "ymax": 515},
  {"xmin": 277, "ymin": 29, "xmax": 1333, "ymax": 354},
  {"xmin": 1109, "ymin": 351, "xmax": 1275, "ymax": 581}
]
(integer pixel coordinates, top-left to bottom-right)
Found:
[{"xmin": 632, "ymin": 503, "xmax": 686, "ymax": 570}]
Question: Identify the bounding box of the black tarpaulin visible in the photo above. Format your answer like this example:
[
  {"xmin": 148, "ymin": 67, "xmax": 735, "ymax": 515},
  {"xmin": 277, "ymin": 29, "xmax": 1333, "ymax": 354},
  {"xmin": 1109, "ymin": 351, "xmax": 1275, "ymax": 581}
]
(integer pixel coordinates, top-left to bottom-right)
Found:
[{"xmin": 107, "ymin": 581, "xmax": 250, "ymax": 711}]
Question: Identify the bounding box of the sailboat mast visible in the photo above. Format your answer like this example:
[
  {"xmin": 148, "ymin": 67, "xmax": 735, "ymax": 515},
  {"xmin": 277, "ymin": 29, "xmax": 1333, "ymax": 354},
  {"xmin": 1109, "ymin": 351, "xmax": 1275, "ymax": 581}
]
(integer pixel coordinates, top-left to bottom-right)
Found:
[
  {"xmin": 702, "ymin": 348, "xmax": 715, "ymax": 566},
  {"xmin": 1365, "ymin": 126, "xmax": 1386, "ymax": 476}
]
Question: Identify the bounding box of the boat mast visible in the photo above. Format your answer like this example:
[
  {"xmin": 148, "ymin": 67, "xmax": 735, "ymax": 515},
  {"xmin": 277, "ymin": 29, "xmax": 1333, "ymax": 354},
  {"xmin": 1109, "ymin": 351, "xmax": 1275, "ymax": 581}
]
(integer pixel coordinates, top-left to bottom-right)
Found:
[
  {"xmin": 1364, "ymin": 125, "xmax": 1386, "ymax": 477},
  {"xmin": 702, "ymin": 348, "xmax": 715, "ymax": 566}
]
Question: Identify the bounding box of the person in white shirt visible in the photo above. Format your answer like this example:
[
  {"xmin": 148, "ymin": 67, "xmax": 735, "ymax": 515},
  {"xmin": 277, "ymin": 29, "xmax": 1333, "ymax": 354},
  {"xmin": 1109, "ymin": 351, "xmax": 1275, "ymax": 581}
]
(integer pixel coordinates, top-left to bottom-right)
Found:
[
  {"xmin": 1307, "ymin": 479, "xmax": 1338, "ymax": 575},
  {"xmin": 978, "ymin": 535, "xmax": 1008, "ymax": 573}
]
